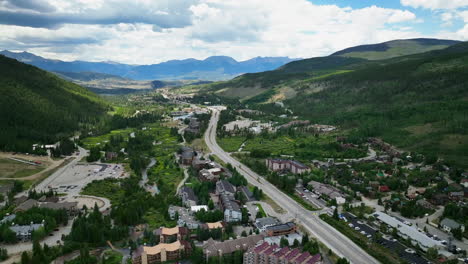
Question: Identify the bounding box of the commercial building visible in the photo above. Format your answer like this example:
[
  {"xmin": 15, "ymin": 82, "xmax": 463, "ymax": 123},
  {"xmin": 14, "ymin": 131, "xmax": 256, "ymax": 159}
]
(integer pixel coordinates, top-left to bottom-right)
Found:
[
  {"xmin": 255, "ymin": 217, "xmax": 280, "ymax": 232},
  {"xmin": 265, "ymin": 222, "xmax": 297, "ymax": 237},
  {"xmin": 374, "ymin": 211, "xmax": 443, "ymax": 251},
  {"xmin": 266, "ymin": 159, "xmax": 310, "ymax": 175}
]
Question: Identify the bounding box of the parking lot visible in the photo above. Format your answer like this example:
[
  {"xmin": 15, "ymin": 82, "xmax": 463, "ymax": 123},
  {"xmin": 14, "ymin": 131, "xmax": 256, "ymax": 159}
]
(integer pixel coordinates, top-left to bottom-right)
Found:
[
  {"xmin": 341, "ymin": 212, "xmax": 429, "ymax": 264},
  {"xmin": 295, "ymin": 187, "xmax": 326, "ymax": 209},
  {"xmin": 38, "ymin": 162, "xmax": 127, "ymax": 197}
]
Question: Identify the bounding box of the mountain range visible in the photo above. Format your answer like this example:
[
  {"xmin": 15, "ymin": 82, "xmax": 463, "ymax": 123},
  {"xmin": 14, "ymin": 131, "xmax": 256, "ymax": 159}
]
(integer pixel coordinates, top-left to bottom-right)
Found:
[{"xmin": 0, "ymin": 50, "xmax": 297, "ymax": 81}]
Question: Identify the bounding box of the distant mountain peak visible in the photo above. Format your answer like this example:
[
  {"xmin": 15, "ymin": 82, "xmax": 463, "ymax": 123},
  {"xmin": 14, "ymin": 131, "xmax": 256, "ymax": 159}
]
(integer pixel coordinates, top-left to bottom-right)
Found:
[{"xmin": 0, "ymin": 50, "xmax": 297, "ymax": 81}]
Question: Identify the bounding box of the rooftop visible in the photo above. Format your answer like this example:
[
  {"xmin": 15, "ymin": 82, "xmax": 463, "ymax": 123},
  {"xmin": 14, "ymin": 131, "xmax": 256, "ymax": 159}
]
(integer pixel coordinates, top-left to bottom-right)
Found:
[
  {"xmin": 143, "ymin": 240, "xmax": 184, "ymax": 255},
  {"xmin": 440, "ymin": 218, "xmax": 463, "ymax": 229},
  {"xmin": 265, "ymin": 222, "xmax": 296, "ymax": 232},
  {"xmin": 374, "ymin": 211, "xmax": 442, "ymax": 249},
  {"xmin": 255, "ymin": 217, "xmax": 280, "ymax": 229}
]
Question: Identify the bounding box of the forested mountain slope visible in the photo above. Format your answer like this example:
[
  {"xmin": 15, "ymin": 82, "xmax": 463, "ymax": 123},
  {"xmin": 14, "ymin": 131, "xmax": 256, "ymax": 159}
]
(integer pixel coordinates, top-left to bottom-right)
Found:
[
  {"xmin": 187, "ymin": 38, "xmax": 460, "ymax": 102},
  {"xmin": 0, "ymin": 55, "xmax": 108, "ymax": 152},
  {"xmin": 285, "ymin": 42, "xmax": 468, "ymax": 167},
  {"xmin": 331, "ymin": 38, "xmax": 460, "ymax": 60}
]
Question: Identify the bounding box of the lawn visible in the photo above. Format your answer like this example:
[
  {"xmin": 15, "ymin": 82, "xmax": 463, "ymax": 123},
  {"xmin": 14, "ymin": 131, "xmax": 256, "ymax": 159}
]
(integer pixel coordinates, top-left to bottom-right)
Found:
[
  {"xmin": 81, "ymin": 178, "xmax": 125, "ymax": 204},
  {"xmin": 218, "ymin": 137, "xmax": 246, "ymax": 152},
  {"xmin": 0, "ymin": 158, "xmax": 45, "ymax": 178},
  {"xmin": 143, "ymin": 208, "xmax": 176, "ymax": 229},
  {"xmin": 81, "ymin": 128, "xmax": 134, "ymax": 148},
  {"xmin": 218, "ymin": 134, "xmax": 367, "ymax": 160},
  {"xmin": 102, "ymin": 250, "xmax": 123, "ymax": 264}
]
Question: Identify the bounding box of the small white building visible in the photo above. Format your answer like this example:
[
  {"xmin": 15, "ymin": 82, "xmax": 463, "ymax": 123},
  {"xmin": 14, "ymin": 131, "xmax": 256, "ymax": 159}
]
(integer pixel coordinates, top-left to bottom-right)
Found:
[{"xmin": 440, "ymin": 218, "xmax": 465, "ymax": 233}]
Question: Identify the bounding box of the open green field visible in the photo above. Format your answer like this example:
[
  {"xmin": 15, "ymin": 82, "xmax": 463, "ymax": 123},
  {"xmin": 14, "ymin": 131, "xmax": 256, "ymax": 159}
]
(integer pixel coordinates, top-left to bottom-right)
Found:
[
  {"xmin": 143, "ymin": 208, "xmax": 176, "ymax": 229},
  {"xmin": 218, "ymin": 133, "xmax": 367, "ymax": 160},
  {"xmin": 81, "ymin": 128, "xmax": 134, "ymax": 148},
  {"xmin": 0, "ymin": 158, "xmax": 45, "ymax": 178},
  {"xmin": 81, "ymin": 178, "xmax": 125, "ymax": 204}
]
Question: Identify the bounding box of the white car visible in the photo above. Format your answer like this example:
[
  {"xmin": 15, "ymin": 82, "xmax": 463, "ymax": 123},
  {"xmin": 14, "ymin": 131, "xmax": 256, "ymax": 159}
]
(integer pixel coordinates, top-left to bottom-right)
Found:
[
  {"xmin": 405, "ymin": 248, "xmax": 416, "ymax": 254},
  {"xmin": 349, "ymin": 223, "xmax": 354, "ymax": 228},
  {"xmin": 360, "ymin": 231, "xmax": 366, "ymax": 235},
  {"xmin": 354, "ymin": 227, "xmax": 360, "ymax": 231}
]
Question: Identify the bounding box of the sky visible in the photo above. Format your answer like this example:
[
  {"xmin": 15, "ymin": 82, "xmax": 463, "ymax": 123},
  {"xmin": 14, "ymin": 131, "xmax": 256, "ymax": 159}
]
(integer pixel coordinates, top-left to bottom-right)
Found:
[{"xmin": 0, "ymin": 0, "xmax": 467, "ymax": 64}]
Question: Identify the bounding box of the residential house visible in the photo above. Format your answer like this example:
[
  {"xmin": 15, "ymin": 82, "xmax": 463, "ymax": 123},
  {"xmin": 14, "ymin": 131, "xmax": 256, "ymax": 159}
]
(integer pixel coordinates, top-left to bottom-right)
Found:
[
  {"xmin": 105, "ymin": 151, "xmax": 118, "ymax": 161},
  {"xmin": 0, "ymin": 214, "xmax": 16, "ymax": 224},
  {"xmin": 379, "ymin": 185, "xmax": 390, "ymax": 193},
  {"xmin": 192, "ymin": 159, "xmax": 211, "ymax": 170},
  {"xmin": 179, "ymin": 147, "xmax": 195, "ymax": 166},
  {"xmin": 185, "ymin": 118, "xmax": 200, "ymax": 134},
  {"xmin": 430, "ymin": 194, "xmax": 449, "ymax": 206},
  {"xmin": 10, "ymin": 223, "xmax": 43, "ymax": 241},
  {"xmin": 449, "ymin": 191, "xmax": 464, "ymax": 201},
  {"xmin": 461, "ymin": 179, "xmax": 468, "ymax": 188},
  {"xmin": 244, "ymin": 242, "xmax": 322, "ymax": 264},
  {"xmin": 239, "ymin": 186, "xmax": 256, "ymax": 202},
  {"xmin": 14, "ymin": 199, "xmax": 38, "ymax": 213},
  {"xmin": 440, "ymin": 218, "xmax": 465, "ymax": 233},
  {"xmin": 219, "ymin": 193, "xmax": 242, "ymax": 223},
  {"xmin": 266, "ymin": 159, "xmax": 310, "ymax": 175},
  {"xmin": 39, "ymin": 201, "xmax": 79, "ymax": 216},
  {"xmin": 216, "ymin": 180, "xmax": 236, "ymax": 197},
  {"xmin": 202, "ymin": 234, "xmax": 264, "ymax": 258},
  {"xmin": 132, "ymin": 240, "xmax": 192, "ymax": 264},
  {"xmin": 190, "ymin": 205, "xmax": 208, "ymax": 213},
  {"xmin": 202, "ymin": 221, "xmax": 225, "ymax": 232},
  {"xmin": 168, "ymin": 206, "xmax": 200, "ymax": 230},
  {"xmin": 416, "ymin": 199, "xmax": 436, "ymax": 210},
  {"xmin": 179, "ymin": 186, "xmax": 198, "ymax": 207},
  {"xmin": 199, "ymin": 168, "xmax": 223, "ymax": 182}
]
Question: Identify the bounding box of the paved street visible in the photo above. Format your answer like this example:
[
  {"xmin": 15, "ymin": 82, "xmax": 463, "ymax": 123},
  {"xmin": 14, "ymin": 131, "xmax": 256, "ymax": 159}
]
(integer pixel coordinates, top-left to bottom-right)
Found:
[{"xmin": 204, "ymin": 107, "xmax": 379, "ymax": 264}]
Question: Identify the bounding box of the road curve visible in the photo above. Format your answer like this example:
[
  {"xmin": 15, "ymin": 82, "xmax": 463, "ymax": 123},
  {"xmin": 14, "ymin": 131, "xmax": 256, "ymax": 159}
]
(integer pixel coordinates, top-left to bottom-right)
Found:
[{"xmin": 204, "ymin": 108, "xmax": 379, "ymax": 264}]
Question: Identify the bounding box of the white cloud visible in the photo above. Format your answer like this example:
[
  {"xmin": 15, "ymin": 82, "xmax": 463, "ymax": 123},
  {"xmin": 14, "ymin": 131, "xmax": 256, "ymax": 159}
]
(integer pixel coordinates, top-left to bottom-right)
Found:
[
  {"xmin": 0, "ymin": 0, "xmax": 431, "ymax": 64},
  {"xmin": 401, "ymin": 0, "xmax": 468, "ymax": 10}
]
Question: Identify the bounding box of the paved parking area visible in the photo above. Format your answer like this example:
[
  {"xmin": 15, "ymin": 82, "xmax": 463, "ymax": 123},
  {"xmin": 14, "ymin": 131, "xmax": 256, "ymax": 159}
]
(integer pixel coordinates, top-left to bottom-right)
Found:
[
  {"xmin": 341, "ymin": 212, "xmax": 429, "ymax": 264},
  {"xmin": 295, "ymin": 187, "xmax": 326, "ymax": 209},
  {"xmin": 40, "ymin": 163, "xmax": 127, "ymax": 197}
]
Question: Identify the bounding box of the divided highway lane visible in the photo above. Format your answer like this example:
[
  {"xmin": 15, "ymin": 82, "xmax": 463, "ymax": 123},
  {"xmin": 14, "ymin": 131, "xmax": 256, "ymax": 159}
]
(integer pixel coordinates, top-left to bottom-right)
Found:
[{"xmin": 204, "ymin": 108, "xmax": 379, "ymax": 264}]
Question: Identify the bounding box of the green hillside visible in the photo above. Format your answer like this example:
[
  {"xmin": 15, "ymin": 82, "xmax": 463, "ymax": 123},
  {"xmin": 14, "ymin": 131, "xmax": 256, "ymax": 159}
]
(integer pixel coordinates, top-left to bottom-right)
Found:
[
  {"xmin": 180, "ymin": 41, "xmax": 468, "ymax": 167},
  {"xmin": 331, "ymin": 38, "xmax": 460, "ymax": 60},
  {"xmin": 283, "ymin": 42, "xmax": 468, "ymax": 167},
  {"xmin": 0, "ymin": 55, "xmax": 108, "ymax": 152}
]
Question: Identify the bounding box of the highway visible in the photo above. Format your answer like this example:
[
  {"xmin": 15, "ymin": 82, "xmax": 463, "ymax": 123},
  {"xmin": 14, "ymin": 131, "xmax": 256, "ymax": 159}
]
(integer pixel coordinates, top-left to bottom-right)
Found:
[{"xmin": 204, "ymin": 107, "xmax": 379, "ymax": 264}]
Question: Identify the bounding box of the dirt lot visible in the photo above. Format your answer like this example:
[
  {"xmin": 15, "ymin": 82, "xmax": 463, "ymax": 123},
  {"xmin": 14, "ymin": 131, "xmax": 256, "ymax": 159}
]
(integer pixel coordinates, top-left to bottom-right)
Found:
[{"xmin": 0, "ymin": 158, "xmax": 47, "ymax": 178}]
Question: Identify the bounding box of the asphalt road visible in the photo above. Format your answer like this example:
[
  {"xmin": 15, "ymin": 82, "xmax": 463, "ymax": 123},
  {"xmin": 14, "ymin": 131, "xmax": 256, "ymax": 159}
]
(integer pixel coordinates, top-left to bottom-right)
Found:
[{"xmin": 204, "ymin": 107, "xmax": 379, "ymax": 264}]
